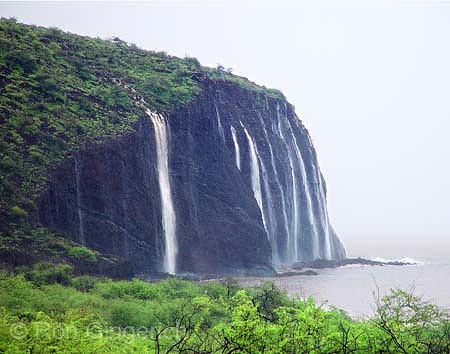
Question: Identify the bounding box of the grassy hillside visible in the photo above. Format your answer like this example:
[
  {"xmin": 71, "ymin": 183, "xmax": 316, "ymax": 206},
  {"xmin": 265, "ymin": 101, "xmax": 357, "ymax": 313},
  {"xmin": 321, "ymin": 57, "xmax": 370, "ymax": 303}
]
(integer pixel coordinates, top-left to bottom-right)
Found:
[{"xmin": 0, "ymin": 18, "xmax": 283, "ymax": 271}]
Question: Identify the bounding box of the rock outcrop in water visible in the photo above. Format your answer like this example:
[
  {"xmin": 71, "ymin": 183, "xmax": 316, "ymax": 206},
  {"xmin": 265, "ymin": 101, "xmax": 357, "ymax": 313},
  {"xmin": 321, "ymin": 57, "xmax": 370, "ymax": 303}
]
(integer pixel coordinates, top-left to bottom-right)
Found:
[
  {"xmin": 38, "ymin": 78, "xmax": 345, "ymax": 276},
  {"xmin": 292, "ymin": 257, "xmax": 416, "ymax": 270}
]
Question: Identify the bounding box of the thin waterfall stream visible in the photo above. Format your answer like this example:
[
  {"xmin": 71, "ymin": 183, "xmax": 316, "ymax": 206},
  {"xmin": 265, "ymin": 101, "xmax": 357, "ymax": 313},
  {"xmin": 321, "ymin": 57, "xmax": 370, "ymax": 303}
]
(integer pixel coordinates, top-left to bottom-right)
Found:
[{"xmin": 147, "ymin": 110, "xmax": 178, "ymax": 274}]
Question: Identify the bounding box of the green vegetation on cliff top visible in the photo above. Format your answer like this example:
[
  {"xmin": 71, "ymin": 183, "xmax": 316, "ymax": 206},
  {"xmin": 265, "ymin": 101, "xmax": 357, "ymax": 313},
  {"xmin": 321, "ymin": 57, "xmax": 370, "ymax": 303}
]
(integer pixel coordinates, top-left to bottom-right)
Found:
[{"xmin": 0, "ymin": 18, "xmax": 283, "ymax": 267}]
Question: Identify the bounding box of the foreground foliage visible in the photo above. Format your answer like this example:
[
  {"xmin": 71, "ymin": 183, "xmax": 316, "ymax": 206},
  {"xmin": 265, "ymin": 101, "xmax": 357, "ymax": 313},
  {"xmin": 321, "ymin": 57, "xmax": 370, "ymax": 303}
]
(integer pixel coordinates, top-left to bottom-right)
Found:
[{"xmin": 0, "ymin": 267, "xmax": 449, "ymax": 353}]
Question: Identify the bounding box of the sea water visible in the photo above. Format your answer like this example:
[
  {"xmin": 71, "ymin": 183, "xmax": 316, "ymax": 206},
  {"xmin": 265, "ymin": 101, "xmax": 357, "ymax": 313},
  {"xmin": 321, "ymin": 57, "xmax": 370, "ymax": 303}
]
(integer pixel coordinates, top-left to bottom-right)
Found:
[{"xmin": 239, "ymin": 257, "xmax": 450, "ymax": 318}]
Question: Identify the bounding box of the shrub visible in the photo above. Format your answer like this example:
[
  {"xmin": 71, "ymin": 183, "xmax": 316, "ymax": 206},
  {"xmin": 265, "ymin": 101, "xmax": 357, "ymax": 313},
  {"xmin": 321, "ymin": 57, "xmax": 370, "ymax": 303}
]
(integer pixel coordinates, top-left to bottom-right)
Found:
[
  {"xmin": 68, "ymin": 246, "xmax": 97, "ymax": 262},
  {"xmin": 25, "ymin": 262, "xmax": 73, "ymax": 286},
  {"xmin": 251, "ymin": 281, "xmax": 290, "ymax": 322},
  {"xmin": 4, "ymin": 50, "xmax": 37, "ymax": 74},
  {"xmin": 108, "ymin": 300, "xmax": 153, "ymax": 328},
  {"xmin": 71, "ymin": 275, "xmax": 99, "ymax": 292},
  {"xmin": 95, "ymin": 279, "xmax": 157, "ymax": 300},
  {"xmin": 9, "ymin": 206, "xmax": 28, "ymax": 219}
]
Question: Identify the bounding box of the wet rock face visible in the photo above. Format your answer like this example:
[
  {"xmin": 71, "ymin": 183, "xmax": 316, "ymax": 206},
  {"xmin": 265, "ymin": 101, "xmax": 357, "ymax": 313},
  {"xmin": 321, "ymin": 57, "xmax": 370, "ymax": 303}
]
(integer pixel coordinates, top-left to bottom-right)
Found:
[
  {"xmin": 38, "ymin": 79, "xmax": 345, "ymax": 276},
  {"xmin": 38, "ymin": 118, "xmax": 164, "ymax": 274}
]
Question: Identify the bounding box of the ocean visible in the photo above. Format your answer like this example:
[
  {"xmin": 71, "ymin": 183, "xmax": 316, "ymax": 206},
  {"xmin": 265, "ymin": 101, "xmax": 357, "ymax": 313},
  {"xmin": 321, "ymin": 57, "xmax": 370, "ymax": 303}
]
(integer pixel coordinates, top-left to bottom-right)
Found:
[{"xmin": 238, "ymin": 257, "xmax": 450, "ymax": 318}]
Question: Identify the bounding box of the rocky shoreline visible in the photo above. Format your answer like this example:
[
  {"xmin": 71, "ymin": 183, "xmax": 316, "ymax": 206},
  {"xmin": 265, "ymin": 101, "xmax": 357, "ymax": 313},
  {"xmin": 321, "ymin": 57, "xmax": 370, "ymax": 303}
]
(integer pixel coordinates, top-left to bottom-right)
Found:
[
  {"xmin": 292, "ymin": 257, "xmax": 416, "ymax": 270},
  {"xmin": 141, "ymin": 258, "xmax": 416, "ymax": 281}
]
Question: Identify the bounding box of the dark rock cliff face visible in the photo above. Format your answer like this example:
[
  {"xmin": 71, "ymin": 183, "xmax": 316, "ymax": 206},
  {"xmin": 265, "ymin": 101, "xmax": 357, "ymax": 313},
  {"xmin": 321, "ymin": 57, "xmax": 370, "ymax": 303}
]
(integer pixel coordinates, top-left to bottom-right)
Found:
[{"xmin": 38, "ymin": 79, "xmax": 345, "ymax": 276}]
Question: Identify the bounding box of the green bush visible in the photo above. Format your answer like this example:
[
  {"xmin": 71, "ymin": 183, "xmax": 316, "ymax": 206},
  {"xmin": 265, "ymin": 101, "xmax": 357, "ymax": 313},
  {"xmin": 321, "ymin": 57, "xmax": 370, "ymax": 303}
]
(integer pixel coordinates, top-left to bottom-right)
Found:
[
  {"xmin": 68, "ymin": 246, "xmax": 97, "ymax": 262},
  {"xmin": 9, "ymin": 206, "xmax": 28, "ymax": 219},
  {"xmin": 4, "ymin": 49, "xmax": 37, "ymax": 73},
  {"xmin": 24, "ymin": 262, "xmax": 73, "ymax": 286},
  {"xmin": 109, "ymin": 300, "xmax": 154, "ymax": 328},
  {"xmin": 95, "ymin": 278, "xmax": 158, "ymax": 300},
  {"xmin": 70, "ymin": 275, "xmax": 99, "ymax": 292}
]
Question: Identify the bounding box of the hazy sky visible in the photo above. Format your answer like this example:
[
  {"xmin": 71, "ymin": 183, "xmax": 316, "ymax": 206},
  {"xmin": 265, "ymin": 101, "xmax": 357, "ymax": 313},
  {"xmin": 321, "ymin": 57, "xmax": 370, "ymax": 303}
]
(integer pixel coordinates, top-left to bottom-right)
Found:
[{"xmin": 2, "ymin": 1, "xmax": 449, "ymax": 258}]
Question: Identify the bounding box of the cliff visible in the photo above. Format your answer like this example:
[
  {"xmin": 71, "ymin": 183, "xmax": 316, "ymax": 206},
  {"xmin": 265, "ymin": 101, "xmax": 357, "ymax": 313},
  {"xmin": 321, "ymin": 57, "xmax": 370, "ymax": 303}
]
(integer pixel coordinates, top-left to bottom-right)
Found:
[{"xmin": 0, "ymin": 19, "xmax": 345, "ymax": 277}]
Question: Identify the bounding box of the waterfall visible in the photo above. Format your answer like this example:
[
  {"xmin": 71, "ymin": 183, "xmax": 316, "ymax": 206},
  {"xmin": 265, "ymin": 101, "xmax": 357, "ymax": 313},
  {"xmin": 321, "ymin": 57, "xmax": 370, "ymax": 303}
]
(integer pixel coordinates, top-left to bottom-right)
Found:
[
  {"xmin": 313, "ymin": 160, "xmax": 333, "ymax": 260},
  {"xmin": 285, "ymin": 119, "xmax": 320, "ymax": 259},
  {"xmin": 274, "ymin": 102, "xmax": 335, "ymax": 262},
  {"xmin": 242, "ymin": 126, "xmax": 267, "ymax": 232},
  {"xmin": 275, "ymin": 105, "xmax": 298, "ymax": 263},
  {"xmin": 259, "ymin": 149, "xmax": 277, "ymax": 251},
  {"xmin": 276, "ymin": 108, "xmax": 297, "ymax": 263},
  {"xmin": 74, "ymin": 156, "xmax": 85, "ymax": 246},
  {"xmin": 230, "ymin": 126, "xmax": 241, "ymax": 170},
  {"xmin": 147, "ymin": 109, "xmax": 178, "ymax": 274},
  {"xmin": 300, "ymin": 127, "xmax": 333, "ymax": 259},
  {"xmin": 214, "ymin": 103, "xmax": 225, "ymax": 142},
  {"xmin": 258, "ymin": 113, "xmax": 288, "ymax": 264},
  {"xmin": 287, "ymin": 145, "xmax": 300, "ymax": 262}
]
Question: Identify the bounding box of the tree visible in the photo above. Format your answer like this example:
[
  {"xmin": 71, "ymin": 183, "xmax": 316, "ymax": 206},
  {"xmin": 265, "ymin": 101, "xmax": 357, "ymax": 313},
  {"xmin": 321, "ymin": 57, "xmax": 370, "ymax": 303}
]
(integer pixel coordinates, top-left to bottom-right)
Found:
[{"xmin": 373, "ymin": 286, "xmax": 450, "ymax": 354}]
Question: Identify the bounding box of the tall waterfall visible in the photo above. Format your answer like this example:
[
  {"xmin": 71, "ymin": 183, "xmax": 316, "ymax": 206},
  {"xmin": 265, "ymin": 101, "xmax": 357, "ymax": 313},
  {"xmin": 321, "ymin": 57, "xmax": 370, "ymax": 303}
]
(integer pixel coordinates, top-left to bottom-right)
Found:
[
  {"xmin": 259, "ymin": 145, "xmax": 277, "ymax": 253},
  {"xmin": 286, "ymin": 142, "xmax": 300, "ymax": 263},
  {"xmin": 285, "ymin": 119, "xmax": 320, "ymax": 259},
  {"xmin": 147, "ymin": 109, "xmax": 178, "ymax": 274},
  {"xmin": 258, "ymin": 113, "xmax": 287, "ymax": 264},
  {"xmin": 230, "ymin": 126, "xmax": 241, "ymax": 170},
  {"xmin": 302, "ymin": 128, "xmax": 333, "ymax": 259},
  {"xmin": 274, "ymin": 106, "xmax": 300, "ymax": 263},
  {"xmin": 312, "ymin": 159, "xmax": 333, "ymax": 259},
  {"xmin": 242, "ymin": 126, "xmax": 267, "ymax": 232}
]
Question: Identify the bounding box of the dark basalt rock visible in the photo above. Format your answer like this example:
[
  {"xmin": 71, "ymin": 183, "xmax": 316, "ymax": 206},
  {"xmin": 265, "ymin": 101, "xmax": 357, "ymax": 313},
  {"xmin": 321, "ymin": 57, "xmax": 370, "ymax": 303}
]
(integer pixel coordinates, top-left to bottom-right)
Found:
[
  {"xmin": 292, "ymin": 257, "xmax": 416, "ymax": 270},
  {"xmin": 276, "ymin": 269, "xmax": 319, "ymax": 277},
  {"xmin": 37, "ymin": 78, "xmax": 345, "ymax": 276}
]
